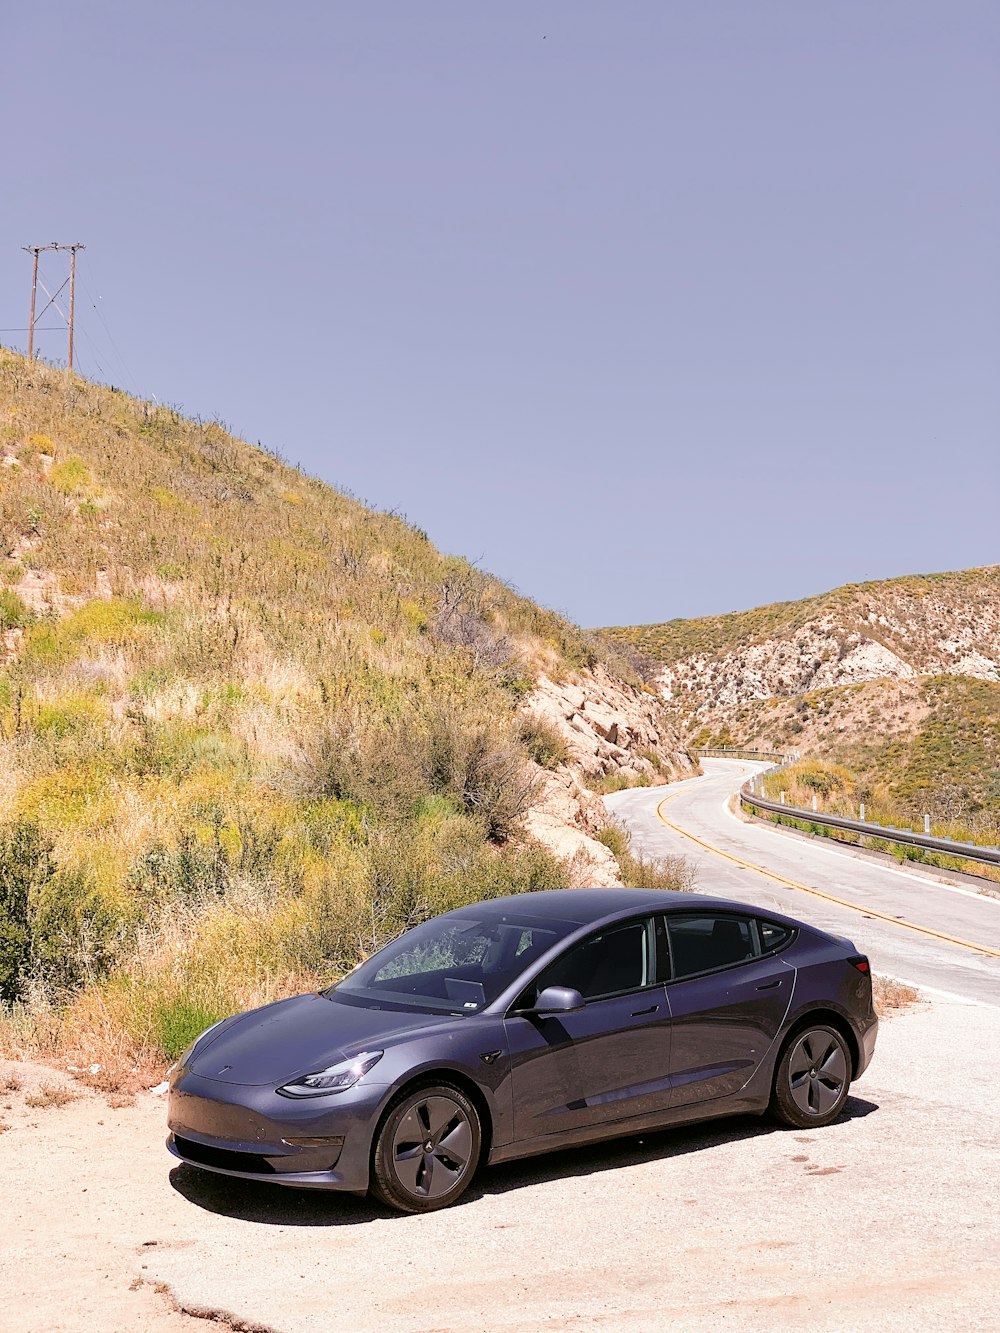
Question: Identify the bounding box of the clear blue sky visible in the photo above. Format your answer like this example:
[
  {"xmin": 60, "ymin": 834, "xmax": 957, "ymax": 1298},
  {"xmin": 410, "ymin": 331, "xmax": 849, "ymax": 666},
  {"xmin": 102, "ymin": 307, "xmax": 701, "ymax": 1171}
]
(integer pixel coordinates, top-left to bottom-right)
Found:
[{"xmin": 4, "ymin": 2, "xmax": 998, "ymax": 627}]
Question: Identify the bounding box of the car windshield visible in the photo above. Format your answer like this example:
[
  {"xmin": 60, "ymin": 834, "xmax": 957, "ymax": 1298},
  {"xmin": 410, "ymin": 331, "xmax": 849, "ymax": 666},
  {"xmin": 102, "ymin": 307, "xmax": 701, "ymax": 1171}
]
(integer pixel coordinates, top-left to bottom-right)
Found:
[{"xmin": 326, "ymin": 911, "xmax": 574, "ymax": 1014}]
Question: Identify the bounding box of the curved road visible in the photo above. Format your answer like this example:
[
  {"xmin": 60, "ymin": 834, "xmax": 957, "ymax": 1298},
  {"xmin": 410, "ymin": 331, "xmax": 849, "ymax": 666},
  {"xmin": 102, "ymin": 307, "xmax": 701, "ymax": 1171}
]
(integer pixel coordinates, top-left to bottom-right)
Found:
[{"xmin": 607, "ymin": 759, "xmax": 1000, "ymax": 1006}]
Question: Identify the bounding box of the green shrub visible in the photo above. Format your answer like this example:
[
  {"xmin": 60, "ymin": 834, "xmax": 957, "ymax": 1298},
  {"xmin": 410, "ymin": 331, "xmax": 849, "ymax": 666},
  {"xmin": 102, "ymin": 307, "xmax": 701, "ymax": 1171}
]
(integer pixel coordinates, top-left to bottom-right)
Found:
[
  {"xmin": 586, "ymin": 771, "xmax": 631, "ymax": 795},
  {"xmin": 596, "ymin": 824, "xmax": 630, "ymax": 859},
  {"xmin": 448, "ymin": 726, "xmax": 540, "ymax": 842},
  {"xmin": 519, "ymin": 715, "xmax": 569, "ymax": 770},
  {"xmin": 30, "ymin": 868, "xmax": 133, "ymax": 992},
  {"xmin": 153, "ymin": 996, "xmax": 229, "ymax": 1062},
  {"xmin": 48, "ymin": 456, "xmax": 93, "ymax": 494},
  {"xmin": 129, "ymin": 832, "xmax": 230, "ymax": 902},
  {"xmin": 618, "ymin": 851, "xmax": 693, "ymax": 891},
  {"xmin": 33, "ymin": 692, "xmax": 106, "ymax": 739},
  {"xmin": 24, "ymin": 598, "xmax": 165, "ymax": 664},
  {"xmin": 0, "ymin": 589, "xmax": 34, "ymax": 632},
  {"xmin": 0, "ymin": 820, "xmax": 56, "ymax": 1004}
]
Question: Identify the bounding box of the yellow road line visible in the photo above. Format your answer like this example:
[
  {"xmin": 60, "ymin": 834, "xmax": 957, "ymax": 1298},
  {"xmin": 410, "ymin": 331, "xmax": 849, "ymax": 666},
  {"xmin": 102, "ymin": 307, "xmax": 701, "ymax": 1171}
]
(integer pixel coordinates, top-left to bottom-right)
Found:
[{"xmin": 655, "ymin": 788, "xmax": 1000, "ymax": 960}]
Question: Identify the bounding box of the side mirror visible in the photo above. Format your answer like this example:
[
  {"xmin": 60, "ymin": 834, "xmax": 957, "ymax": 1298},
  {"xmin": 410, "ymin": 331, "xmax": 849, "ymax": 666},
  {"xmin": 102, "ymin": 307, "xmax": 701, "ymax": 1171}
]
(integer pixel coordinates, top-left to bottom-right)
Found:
[{"xmin": 531, "ymin": 985, "xmax": 585, "ymax": 1015}]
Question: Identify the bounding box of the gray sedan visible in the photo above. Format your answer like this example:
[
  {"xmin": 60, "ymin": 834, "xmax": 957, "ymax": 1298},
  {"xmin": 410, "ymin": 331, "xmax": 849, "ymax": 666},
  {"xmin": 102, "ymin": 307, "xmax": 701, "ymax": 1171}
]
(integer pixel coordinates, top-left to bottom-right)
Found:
[{"xmin": 167, "ymin": 888, "xmax": 878, "ymax": 1212}]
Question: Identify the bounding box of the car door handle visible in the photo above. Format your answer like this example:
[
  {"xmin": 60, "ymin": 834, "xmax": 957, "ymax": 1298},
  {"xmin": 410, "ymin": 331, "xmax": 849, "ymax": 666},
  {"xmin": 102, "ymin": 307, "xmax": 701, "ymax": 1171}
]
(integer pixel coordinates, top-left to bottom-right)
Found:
[
  {"xmin": 756, "ymin": 980, "xmax": 782, "ymax": 991},
  {"xmin": 631, "ymin": 1004, "xmax": 659, "ymax": 1016}
]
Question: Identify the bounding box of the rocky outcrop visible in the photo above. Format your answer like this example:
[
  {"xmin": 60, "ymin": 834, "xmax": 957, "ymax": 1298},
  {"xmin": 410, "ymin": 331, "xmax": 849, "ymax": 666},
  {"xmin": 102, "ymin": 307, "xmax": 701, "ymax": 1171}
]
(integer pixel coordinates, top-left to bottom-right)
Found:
[
  {"xmin": 658, "ymin": 572, "xmax": 1000, "ymax": 737},
  {"xmin": 660, "ymin": 617, "xmax": 921, "ymax": 716},
  {"xmin": 525, "ymin": 665, "xmax": 695, "ymax": 782},
  {"xmin": 523, "ymin": 767, "xmax": 621, "ymax": 885},
  {"xmin": 521, "ymin": 665, "xmax": 696, "ymax": 885}
]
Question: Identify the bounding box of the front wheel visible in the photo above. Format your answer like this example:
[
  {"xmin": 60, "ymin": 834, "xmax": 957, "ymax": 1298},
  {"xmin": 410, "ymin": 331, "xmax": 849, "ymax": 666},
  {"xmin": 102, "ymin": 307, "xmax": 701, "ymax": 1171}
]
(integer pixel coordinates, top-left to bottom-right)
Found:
[
  {"xmin": 770, "ymin": 1025, "xmax": 851, "ymax": 1128},
  {"xmin": 371, "ymin": 1083, "xmax": 481, "ymax": 1214}
]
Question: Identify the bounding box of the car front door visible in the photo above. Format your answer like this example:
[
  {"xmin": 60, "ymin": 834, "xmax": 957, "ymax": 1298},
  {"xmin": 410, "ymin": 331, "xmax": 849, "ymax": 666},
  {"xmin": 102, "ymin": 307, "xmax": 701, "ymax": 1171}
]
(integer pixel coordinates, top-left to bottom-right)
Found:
[
  {"xmin": 663, "ymin": 913, "xmax": 794, "ymax": 1107},
  {"xmin": 504, "ymin": 916, "xmax": 673, "ymax": 1143}
]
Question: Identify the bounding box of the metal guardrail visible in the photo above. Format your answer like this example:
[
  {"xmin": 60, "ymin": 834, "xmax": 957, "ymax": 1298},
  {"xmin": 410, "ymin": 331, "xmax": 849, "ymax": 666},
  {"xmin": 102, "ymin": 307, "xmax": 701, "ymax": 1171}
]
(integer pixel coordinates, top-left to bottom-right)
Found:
[
  {"xmin": 693, "ymin": 748, "xmax": 1000, "ymax": 871},
  {"xmin": 692, "ymin": 747, "xmax": 795, "ymax": 764},
  {"xmin": 741, "ymin": 789, "xmax": 1000, "ymax": 869}
]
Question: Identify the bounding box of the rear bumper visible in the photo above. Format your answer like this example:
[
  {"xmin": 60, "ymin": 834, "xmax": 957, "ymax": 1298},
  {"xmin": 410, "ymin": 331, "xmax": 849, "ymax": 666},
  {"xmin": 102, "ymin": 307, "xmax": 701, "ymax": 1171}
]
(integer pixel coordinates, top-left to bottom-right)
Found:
[
  {"xmin": 857, "ymin": 1014, "xmax": 878, "ymax": 1078},
  {"xmin": 167, "ymin": 1071, "xmax": 391, "ymax": 1193}
]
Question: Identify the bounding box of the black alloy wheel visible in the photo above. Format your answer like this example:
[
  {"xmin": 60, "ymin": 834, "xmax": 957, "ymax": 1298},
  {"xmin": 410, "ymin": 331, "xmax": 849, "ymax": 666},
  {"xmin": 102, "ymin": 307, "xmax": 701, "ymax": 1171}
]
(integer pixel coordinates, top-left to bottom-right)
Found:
[
  {"xmin": 372, "ymin": 1083, "xmax": 481, "ymax": 1214},
  {"xmin": 771, "ymin": 1024, "xmax": 851, "ymax": 1128}
]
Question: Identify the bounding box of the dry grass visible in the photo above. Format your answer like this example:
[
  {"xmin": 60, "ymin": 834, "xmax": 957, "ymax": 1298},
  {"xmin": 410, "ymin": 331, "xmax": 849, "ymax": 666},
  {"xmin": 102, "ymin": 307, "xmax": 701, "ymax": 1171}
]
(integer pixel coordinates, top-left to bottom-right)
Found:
[
  {"xmin": 756, "ymin": 742, "xmax": 1000, "ymax": 883},
  {"xmin": 24, "ymin": 1082, "xmax": 80, "ymax": 1109},
  {"xmin": 873, "ymin": 974, "xmax": 919, "ymax": 1015}
]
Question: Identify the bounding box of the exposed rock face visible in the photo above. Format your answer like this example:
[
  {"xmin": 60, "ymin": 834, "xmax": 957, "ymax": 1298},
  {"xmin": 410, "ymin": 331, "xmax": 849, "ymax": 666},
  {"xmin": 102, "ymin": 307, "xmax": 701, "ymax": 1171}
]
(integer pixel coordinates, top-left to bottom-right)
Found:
[
  {"xmin": 523, "ymin": 767, "xmax": 622, "ymax": 886},
  {"xmin": 654, "ymin": 569, "xmax": 1000, "ymax": 739},
  {"xmin": 521, "ymin": 665, "xmax": 696, "ymax": 885},
  {"xmin": 526, "ymin": 665, "xmax": 696, "ymax": 782},
  {"xmin": 687, "ymin": 677, "xmax": 932, "ymax": 756},
  {"xmin": 660, "ymin": 617, "xmax": 920, "ymax": 714}
]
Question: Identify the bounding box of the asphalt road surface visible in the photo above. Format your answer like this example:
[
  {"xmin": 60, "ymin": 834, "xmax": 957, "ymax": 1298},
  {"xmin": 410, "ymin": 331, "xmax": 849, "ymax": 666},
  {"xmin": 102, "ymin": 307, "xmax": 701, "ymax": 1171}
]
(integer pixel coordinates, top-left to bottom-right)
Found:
[{"xmin": 607, "ymin": 760, "xmax": 1000, "ymax": 1006}]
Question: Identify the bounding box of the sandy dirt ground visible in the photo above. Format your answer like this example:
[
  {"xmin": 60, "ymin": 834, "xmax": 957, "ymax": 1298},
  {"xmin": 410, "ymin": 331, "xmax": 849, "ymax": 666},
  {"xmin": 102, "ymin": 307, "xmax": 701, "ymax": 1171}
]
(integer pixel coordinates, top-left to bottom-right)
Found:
[{"xmin": 1, "ymin": 993, "xmax": 998, "ymax": 1333}]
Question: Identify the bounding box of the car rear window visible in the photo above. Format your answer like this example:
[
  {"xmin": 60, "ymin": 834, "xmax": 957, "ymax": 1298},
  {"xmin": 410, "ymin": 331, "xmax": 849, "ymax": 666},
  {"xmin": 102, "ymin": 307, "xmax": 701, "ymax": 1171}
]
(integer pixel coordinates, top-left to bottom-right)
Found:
[{"xmin": 758, "ymin": 920, "xmax": 793, "ymax": 953}]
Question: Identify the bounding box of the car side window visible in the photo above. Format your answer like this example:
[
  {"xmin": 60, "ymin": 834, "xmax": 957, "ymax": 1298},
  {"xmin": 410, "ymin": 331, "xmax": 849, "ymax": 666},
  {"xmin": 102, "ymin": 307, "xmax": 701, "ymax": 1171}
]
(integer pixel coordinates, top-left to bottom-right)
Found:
[
  {"xmin": 758, "ymin": 920, "xmax": 793, "ymax": 953},
  {"xmin": 529, "ymin": 918, "xmax": 654, "ymax": 1003},
  {"xmin": 666, "ymin": 914, "xmax": 758, "ymax": 979}
]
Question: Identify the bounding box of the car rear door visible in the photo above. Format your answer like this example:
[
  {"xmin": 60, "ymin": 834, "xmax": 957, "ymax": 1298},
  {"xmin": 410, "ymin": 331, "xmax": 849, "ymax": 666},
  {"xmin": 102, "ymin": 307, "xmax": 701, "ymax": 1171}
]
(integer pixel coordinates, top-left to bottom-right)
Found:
[
  {"xmin": 504, "ymin": 916, "xmax": 673, "ymax": 1142},
  {"xmin": 663, "ymin": 913, "xmax": 794, "ymax": 1108}
]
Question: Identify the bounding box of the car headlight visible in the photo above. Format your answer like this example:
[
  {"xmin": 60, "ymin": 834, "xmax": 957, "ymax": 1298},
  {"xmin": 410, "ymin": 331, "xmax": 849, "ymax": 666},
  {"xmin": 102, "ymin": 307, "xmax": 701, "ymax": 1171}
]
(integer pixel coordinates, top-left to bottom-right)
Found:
[{"xmin": 277, "ymin": 1050, "xmax": 384, "ymax": 1098}]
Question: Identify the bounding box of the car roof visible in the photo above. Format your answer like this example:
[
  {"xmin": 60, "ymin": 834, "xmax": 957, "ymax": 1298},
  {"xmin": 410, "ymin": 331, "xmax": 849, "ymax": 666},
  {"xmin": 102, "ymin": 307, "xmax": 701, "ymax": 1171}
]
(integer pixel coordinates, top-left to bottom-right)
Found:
[{"xmin": 462, "ymin": 888, "xmax": 789, "ymax": 927}]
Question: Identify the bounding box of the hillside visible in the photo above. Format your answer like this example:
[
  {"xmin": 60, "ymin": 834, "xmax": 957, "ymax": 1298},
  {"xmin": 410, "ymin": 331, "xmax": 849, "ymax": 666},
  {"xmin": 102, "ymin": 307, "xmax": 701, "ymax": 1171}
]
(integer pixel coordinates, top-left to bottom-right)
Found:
[
  {"xmin": 598, "ymin": 568, "xmax": 1000, "ymax": 847},
  {"xmin": 0, "ymin": 352, "xmax": 692, "ymax": 1082},
  {"xmin": 601, "ymin": 566, "xmax": 1000, "ymax": 696}
]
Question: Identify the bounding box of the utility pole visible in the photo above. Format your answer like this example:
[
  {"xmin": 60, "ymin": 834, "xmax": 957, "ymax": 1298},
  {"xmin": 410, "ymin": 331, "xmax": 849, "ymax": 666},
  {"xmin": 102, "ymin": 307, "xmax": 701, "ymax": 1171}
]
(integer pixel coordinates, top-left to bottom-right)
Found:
[
  {"xmin": 27, "ymin": 249, "xmax": 39, "ymax": 360},
  {"xmin": 67, "ymin": 245, "xmax": 78, "ymax": 372},
  {"xmin": 22, "ymin": 242, "xmax": 86, "ymax": 370}
]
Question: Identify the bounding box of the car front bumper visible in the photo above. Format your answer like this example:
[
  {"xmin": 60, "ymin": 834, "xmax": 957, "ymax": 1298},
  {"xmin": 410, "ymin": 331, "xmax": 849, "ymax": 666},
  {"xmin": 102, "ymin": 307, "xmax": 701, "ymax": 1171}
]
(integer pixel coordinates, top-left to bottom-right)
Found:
[{"xmin": 167, "ymin": 1070, "xmax": 393, "ymax": 1192}]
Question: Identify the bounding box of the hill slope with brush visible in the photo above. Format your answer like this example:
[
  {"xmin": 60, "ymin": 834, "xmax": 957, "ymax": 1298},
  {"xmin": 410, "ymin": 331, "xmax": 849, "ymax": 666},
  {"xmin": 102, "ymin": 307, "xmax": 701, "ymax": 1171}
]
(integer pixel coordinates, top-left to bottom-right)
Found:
[{"xmin": 0, "ymin": 352, "xmax": 691, "ymax": 1083}]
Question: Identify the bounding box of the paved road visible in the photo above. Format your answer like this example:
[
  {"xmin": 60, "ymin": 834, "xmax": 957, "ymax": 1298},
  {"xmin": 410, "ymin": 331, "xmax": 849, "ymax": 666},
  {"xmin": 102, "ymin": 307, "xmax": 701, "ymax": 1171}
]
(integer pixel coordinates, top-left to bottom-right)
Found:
[{"xmin": 607, "ymin": 760, "xmax": 1000, "ymax": 1006}]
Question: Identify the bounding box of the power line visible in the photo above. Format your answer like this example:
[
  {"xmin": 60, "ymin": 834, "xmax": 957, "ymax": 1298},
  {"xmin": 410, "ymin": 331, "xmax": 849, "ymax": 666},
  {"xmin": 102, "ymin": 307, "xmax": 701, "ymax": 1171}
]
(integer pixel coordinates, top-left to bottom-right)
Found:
[
  {"xmin": 69, "ymin": 315, "xmax": 110, "ymax": 382},
  {"xmin": 30, "ymin": 273, "xmax": 70, "ymax": 326},
  {"xmin": 76, "ymin": 269, "xmax": 140, "ymax": 395},
  {"xmin": 16, "ymin": 243, "xmax": 152, "ymax": 400}
]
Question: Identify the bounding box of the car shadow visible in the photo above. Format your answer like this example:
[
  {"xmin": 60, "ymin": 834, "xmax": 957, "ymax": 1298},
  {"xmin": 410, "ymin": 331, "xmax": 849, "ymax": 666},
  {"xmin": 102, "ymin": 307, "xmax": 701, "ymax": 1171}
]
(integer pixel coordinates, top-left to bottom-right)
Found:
[
  {"xmin": 168, "ymin": 1095, "xmax": 878, "ymax": 1226},
  {"xmin": 467, "ymin": 1095, "xmax": 879, "ymax": 1201}
]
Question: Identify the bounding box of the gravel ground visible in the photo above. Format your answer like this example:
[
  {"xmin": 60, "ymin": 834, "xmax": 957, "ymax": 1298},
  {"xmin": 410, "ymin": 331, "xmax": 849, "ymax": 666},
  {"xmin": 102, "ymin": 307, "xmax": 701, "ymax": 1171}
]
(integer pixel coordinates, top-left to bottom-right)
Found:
[{"xmin": 1, "ymin": 992, "xmax": 998, "ymax": 1333}]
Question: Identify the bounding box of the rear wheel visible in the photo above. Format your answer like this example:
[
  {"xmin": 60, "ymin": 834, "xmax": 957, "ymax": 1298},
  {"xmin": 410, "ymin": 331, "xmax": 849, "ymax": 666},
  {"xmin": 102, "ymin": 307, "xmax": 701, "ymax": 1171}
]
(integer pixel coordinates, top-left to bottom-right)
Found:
[
  {"xmin": 371, "ymin": 1083, "xmax": 481, "ymax": 1214},
  {"xmin": 770, "ymin": 1024, "xmax": 851, "ymax": 1128}
]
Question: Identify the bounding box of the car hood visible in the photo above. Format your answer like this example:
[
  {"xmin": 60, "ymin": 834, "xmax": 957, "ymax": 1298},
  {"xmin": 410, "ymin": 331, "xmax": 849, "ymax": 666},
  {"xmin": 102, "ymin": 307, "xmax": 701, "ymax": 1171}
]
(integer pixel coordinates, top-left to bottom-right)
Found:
[{"xmin": 186, "ymin": 992, "xmax": 456, "ymax": 1086}]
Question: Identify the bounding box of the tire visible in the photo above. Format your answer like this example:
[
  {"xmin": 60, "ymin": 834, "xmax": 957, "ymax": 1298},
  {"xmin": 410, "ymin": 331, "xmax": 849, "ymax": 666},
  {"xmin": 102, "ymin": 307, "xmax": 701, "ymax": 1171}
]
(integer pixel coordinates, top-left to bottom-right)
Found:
[
  {"xmin": 371, "ymin": 1083, "xmax": 482, "ymax": 1214},
  {"xmin": 770, "ymin": 1024, "xmax": 852, "ymax": 1128}
]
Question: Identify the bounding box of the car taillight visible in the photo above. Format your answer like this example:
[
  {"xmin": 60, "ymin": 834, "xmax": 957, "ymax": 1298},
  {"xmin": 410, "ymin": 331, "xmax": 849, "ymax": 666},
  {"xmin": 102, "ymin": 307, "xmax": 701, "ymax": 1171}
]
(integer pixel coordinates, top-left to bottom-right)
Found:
[{"xmin": 848, "ymin": 955, "xmax": 870, "ymax": 973}]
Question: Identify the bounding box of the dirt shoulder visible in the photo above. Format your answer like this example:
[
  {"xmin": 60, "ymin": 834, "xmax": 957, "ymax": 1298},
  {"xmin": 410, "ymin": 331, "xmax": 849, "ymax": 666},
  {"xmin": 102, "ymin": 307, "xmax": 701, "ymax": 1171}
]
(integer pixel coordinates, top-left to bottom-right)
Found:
[
  {"xmin": 0, "ymin": 1060, "xmax": 203, "ymax": 1332},
  {"xmin": 2, "ymin": 995, "xmax": 998, "ymax": 1333}
]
